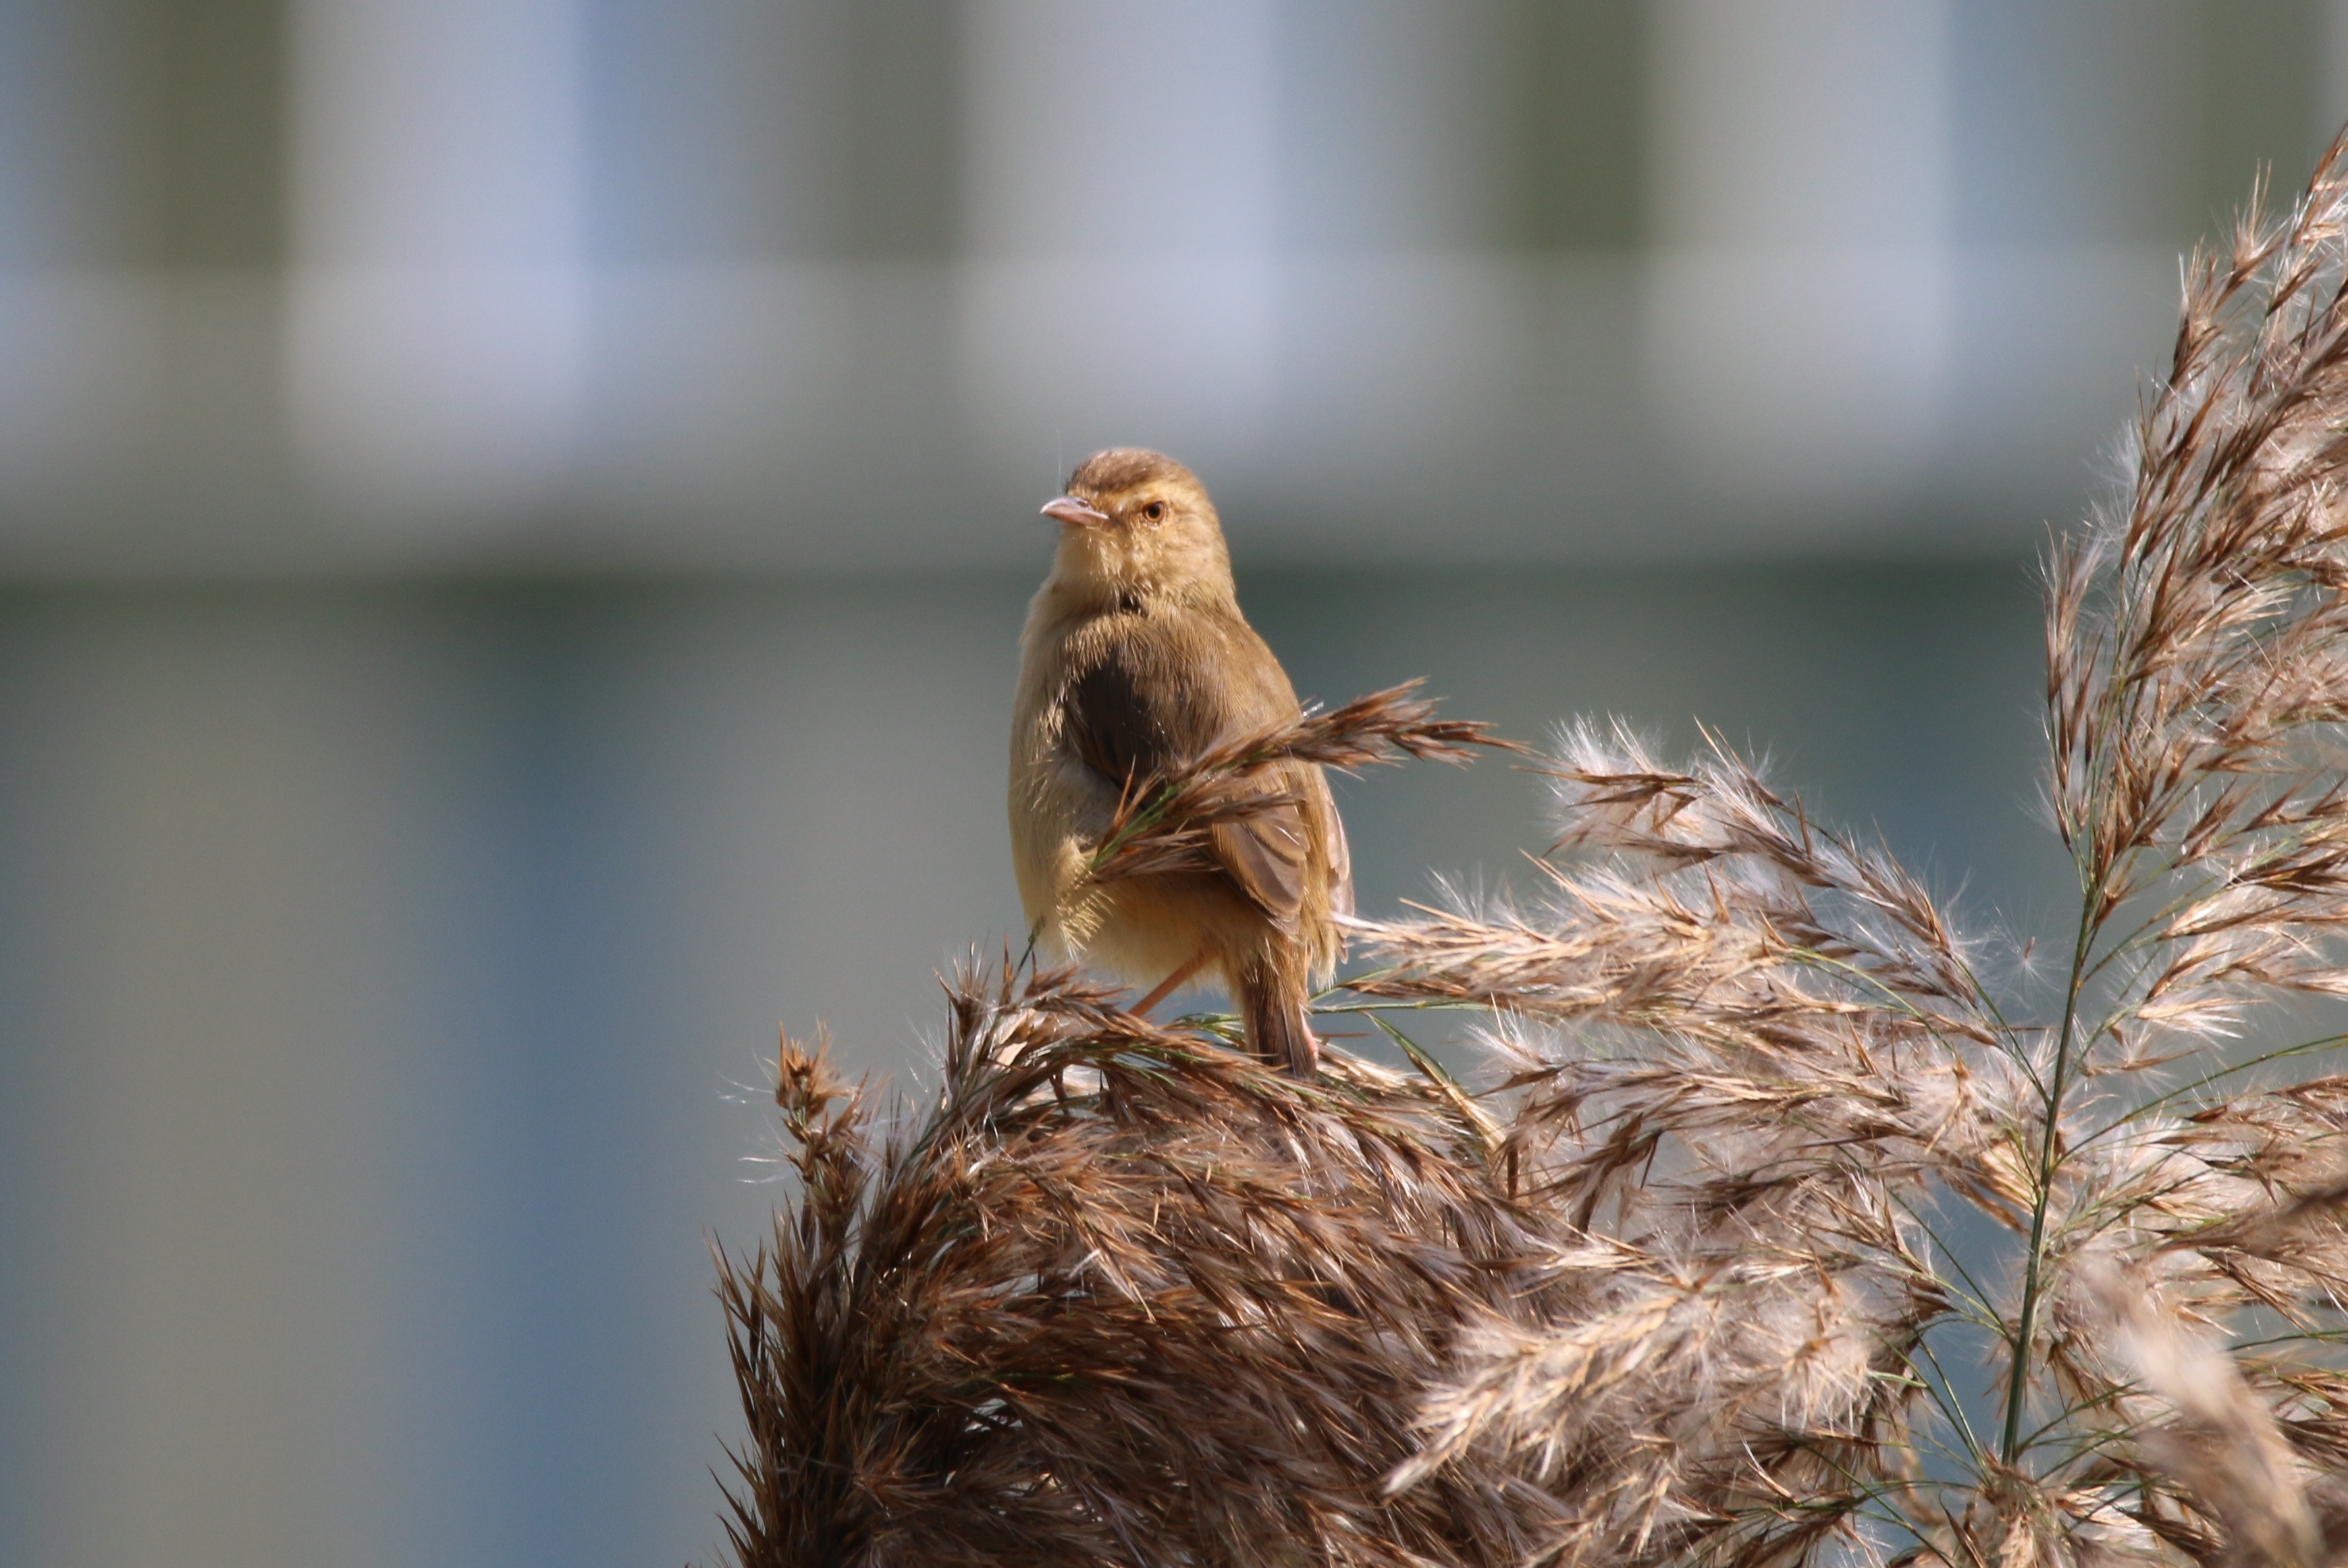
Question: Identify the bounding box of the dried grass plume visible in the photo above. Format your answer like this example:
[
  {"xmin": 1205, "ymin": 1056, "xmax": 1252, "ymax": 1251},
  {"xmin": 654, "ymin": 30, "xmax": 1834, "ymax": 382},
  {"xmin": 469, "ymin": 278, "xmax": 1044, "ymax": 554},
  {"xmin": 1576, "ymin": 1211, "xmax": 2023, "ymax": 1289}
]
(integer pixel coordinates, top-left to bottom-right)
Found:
[{"xmin": 712, "ymin": 134, "xmax": 2348, "ymax": 1567}]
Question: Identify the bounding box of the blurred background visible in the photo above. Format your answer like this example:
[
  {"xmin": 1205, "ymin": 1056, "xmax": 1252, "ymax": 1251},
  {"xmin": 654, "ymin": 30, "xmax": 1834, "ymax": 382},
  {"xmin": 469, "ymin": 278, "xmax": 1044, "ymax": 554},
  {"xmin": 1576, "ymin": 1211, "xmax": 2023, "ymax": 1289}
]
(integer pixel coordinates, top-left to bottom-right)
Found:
[{"xmin": 0, "ymin": 3, "xmax": 2337, "ymax": 1563}]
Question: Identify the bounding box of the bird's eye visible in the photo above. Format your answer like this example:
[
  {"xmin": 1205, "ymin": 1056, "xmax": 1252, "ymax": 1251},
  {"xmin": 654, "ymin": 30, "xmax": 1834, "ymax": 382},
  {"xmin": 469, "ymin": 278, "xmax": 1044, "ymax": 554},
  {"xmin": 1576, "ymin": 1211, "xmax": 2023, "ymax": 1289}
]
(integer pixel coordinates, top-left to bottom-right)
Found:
[{"xmin": 1140, "ymin": 500, "xmax": 1167, "ymax": 523}]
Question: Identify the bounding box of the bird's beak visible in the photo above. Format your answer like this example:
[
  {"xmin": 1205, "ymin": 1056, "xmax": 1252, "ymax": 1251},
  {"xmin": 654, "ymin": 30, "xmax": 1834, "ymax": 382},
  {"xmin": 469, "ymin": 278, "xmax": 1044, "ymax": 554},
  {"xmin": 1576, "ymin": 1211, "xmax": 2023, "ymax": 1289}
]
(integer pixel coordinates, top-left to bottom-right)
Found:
[{"xmin": 1040, "ymin": 495, "xmax": 1111, "ymax": 529}]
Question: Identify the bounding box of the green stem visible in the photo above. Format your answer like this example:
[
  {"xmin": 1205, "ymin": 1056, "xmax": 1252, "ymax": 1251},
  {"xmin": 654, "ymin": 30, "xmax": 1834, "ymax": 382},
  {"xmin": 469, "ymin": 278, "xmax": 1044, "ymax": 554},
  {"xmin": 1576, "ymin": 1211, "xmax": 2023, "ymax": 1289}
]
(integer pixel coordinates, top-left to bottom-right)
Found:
[{"xmin": 2000, "ymin": 902, "xmax": 2098, "ymax": 1463}]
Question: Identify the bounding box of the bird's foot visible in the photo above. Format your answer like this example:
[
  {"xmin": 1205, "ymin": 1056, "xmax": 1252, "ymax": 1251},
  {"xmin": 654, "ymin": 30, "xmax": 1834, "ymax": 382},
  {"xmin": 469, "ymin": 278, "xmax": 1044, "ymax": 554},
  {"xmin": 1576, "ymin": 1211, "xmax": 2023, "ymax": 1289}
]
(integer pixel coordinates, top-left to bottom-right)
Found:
[{"xmin": 1129, "ymin": 949, "xmax": 1211, "ymax": 1017}]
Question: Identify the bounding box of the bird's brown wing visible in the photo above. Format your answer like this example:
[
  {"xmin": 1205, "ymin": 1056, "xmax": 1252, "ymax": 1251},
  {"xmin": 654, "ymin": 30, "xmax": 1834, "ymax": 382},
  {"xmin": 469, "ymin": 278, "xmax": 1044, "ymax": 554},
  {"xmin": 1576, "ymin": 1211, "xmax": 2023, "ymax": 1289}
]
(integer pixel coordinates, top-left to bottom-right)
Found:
[
  {"xmin": 1065, "ymin": 622, "xmax": 1312, "ymax": 923},
  {"xmin": 1206, "ymin": 807, "xmax": 1310, "ymax": 921}
]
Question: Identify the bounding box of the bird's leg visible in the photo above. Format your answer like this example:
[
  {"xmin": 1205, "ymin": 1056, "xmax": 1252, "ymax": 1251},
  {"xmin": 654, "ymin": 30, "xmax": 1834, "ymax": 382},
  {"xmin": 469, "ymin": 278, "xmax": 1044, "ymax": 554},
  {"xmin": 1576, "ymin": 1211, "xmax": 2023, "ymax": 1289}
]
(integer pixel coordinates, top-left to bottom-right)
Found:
[{"xmin": 1129, "ymin": 949, "xmax": 1212, "ymax": 1017}]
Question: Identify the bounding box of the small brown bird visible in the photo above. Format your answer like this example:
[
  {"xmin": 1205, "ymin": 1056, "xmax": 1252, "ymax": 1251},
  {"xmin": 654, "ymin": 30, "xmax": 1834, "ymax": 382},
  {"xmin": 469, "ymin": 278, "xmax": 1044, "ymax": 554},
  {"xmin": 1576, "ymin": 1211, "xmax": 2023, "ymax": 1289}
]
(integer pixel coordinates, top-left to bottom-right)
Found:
[{"xmin": 1010, "ymin": 448, "xmax": 1352, "ymax": 1076}]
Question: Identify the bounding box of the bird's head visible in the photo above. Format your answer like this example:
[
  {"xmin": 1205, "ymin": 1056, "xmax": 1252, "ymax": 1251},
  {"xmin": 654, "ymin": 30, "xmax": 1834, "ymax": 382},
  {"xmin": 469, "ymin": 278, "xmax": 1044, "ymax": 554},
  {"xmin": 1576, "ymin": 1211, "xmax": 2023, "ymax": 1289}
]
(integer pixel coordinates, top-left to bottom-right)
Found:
[{"xmin": 1040, "ymin": 449, "xmax": 1235, "ymax": 605}]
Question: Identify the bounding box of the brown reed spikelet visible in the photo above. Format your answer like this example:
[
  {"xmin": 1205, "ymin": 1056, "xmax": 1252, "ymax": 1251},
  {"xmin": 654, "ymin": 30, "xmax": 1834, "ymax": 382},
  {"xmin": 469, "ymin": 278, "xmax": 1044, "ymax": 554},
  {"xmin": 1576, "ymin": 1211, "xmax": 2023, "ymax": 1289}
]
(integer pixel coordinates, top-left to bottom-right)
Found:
[
  {"xmin": 716, "ymin": 961, "xmax": 1566, "ymax": 1567},
  {"xmin": 1084, "ymin": 679, "xmax": 1518, "ymax": 888},
  {"xmin": 716, "ymin": 132, "xmax": 2348, "ymax": 1568}
]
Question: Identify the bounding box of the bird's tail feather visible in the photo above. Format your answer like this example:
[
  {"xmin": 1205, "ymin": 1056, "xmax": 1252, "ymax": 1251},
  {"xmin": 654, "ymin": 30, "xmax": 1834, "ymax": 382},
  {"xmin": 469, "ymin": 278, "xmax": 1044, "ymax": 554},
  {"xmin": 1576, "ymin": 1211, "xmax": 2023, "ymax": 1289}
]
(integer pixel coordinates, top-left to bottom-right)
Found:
[{"xmin": 1240, "ymin": 958, "xmax": 1318, "ymax": 1079}]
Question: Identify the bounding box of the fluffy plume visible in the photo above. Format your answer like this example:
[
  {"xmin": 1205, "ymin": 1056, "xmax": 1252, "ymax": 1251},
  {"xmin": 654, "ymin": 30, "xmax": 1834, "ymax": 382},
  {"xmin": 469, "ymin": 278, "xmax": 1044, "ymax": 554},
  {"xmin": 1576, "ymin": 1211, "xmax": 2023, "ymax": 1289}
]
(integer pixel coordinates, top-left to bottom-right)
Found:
[
  {"xmin": 716, "ymin": 134, "xmax": 2348, "ymax": 1567},
  {"xmin": 716, "ymin": 963, "xmax": 1566, "ymax": 1567}
]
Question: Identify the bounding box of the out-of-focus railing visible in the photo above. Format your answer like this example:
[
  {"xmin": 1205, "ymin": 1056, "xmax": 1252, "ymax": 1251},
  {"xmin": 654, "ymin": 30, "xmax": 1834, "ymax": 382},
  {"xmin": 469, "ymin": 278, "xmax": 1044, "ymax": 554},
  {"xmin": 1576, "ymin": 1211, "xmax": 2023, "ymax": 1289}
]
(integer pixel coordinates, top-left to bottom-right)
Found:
[{"xmin": 0, "ymin": 1, "xmax": 2337, "ymax": 571}]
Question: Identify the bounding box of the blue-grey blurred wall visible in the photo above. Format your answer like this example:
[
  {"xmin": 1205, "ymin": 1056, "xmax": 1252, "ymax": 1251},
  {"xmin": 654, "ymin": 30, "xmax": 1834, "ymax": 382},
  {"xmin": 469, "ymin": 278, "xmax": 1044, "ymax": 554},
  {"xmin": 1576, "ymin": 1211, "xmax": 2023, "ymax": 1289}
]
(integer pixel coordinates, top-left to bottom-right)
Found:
[{"xmin": 0, "ymin": 5, "xmax": 2329, "ymax": 1565}]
